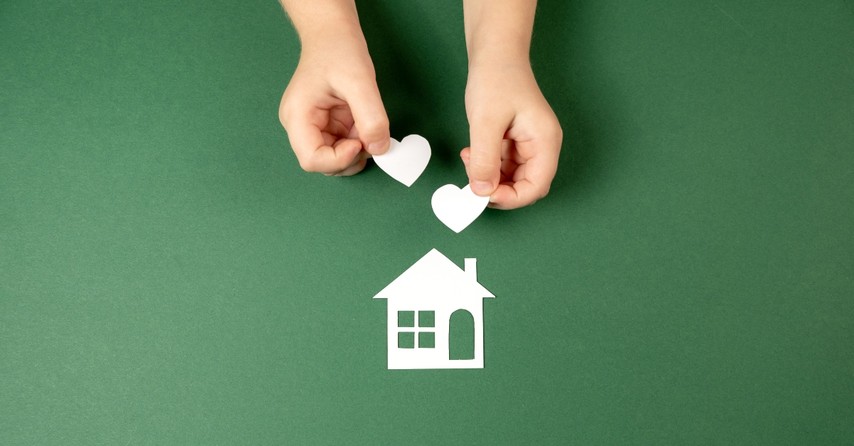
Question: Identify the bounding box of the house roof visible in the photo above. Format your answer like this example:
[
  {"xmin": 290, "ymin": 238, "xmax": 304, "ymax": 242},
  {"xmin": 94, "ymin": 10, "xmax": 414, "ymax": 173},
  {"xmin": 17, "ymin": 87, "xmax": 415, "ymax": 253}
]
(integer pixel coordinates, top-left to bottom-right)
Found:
[{"xmin": 373, "ymin": 249, "xmax": 494, "ymax": 301}]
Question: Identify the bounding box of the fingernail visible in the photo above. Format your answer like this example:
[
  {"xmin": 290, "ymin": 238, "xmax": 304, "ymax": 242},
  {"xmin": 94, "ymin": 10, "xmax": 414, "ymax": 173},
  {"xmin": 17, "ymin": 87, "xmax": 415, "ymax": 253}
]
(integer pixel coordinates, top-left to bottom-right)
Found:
[
  {"xmin": 368, "ymin": 141, "xmax": 387, "ymax": 154},
  {"xmin": 472, "ymin": 181, "xmax": 493, "ymax": 196}
]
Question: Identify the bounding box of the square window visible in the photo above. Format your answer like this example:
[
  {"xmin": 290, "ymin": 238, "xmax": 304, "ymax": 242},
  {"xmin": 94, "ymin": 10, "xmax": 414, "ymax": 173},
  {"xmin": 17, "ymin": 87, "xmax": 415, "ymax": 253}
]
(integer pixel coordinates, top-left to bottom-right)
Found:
[
  {"xmin": 398, "ymin": 331, "xmax": 414, "ymax": 349},
  {"xmin": 418, "ymin": 332, "xmax": 435, "ymax": 348},
  {"xmin": 398, "ymin": 311, "xmax": 414, "ymax": 327},
  {"xmin": 418, "ymin": 311, "xmax": 435, "ymax": 327}
]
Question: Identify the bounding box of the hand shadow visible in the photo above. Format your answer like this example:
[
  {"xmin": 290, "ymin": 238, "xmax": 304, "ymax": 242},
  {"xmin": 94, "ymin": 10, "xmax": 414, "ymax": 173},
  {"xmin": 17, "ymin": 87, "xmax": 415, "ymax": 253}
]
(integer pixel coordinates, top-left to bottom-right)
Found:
[{"xmin": 531, "ymin": 0, "xmax": 620, "ymax": 208}]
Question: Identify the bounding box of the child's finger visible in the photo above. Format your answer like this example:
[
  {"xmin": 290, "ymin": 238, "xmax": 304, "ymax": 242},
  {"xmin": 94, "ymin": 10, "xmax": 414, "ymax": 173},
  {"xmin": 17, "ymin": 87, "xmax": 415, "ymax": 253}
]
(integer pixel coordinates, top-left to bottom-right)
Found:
[
  {"xmin": 467, "ymin": 118, "xmax": 508, "ymax": 197},
  {"xmin": 282, "ymin": 103, "xmax": 361, "ymax": 173},
  {"xmin": 490, "ymin": 142, "xmax": 559, "ymax": 209},
  {"xmin": 295, "ymin": 133, "xmax": 361, "ymax": 174},
  {"xmin": 281, "ymin": 105, "xmax": 323, "ymax": 156},
  {"xmin": 343, "ymin": 85, "xmax": 390, "ymax": 156},
  {"xmin": 488, "ymin": 181, "xmax": 540, "ymax": 210},
  {"xmin": 307, "ymin": 138, "xmax": 362, "ymax": 174},
  {"xmin": 332, "ymin": 154, "xmax": 369, "ymax": 177}
]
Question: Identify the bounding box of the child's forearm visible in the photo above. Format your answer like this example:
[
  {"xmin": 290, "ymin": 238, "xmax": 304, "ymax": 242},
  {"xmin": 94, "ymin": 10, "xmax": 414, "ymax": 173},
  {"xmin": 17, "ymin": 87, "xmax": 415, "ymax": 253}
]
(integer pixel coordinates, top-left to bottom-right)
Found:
[
  {"xmin": 279, "ymin": 0, "xmax": 366, "ymax": 51},
  {"xmin": 463, "ymin": 0, "xmax": 537, "ymax": 68}
]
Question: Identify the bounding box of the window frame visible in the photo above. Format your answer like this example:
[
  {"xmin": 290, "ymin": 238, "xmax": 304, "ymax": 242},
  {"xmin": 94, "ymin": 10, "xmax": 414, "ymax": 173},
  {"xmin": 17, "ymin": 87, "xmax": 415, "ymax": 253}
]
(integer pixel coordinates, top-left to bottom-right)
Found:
[{"xmin": 396, "ymin": 310, "xmax": 436, "ymax": 349}]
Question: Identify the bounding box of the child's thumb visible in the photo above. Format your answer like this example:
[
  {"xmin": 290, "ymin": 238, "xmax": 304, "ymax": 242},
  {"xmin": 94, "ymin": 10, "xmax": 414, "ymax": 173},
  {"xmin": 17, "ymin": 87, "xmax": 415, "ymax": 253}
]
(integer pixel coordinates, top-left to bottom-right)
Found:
[
  {"xmin": 467, "ymin": 122, "xmax": 504, "ymax": 197},
  {"xmin": 347, "ymin": 87, "xmax": 390, "ymax": 155}
]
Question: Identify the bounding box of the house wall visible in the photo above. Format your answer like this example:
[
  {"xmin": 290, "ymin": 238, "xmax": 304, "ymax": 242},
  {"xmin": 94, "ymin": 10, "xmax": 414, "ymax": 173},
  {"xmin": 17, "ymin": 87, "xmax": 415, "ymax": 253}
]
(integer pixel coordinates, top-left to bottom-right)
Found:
[{"xmin": 385, "ymin": 296, "xmax": 485, "ymax": 370}]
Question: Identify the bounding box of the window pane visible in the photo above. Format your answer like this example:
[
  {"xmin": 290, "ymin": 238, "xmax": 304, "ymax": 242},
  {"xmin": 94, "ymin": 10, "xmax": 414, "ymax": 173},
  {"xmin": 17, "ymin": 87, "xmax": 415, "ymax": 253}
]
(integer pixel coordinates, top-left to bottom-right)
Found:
[
  {"xmin": 418, "ymin": 311, "xmax": 435, "ymax": 327},
  {"xmin": 398, "ymin": 331, "xmax": 414, "ymax": 349},
  {"xmin": 418, "ymin": 332, "xmax": 435, "ymax": 348},
  {"xmin": 397, "ymin": 311, "xmax": 414, "ymax": 327}
]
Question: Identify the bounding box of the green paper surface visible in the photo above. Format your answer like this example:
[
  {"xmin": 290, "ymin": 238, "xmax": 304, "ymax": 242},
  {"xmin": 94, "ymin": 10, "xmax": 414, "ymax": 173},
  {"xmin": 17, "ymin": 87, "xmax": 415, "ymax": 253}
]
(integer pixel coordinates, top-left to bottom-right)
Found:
[{"xmin": 1, "ymin": 1, "xmax": 853, "ymax": 444}]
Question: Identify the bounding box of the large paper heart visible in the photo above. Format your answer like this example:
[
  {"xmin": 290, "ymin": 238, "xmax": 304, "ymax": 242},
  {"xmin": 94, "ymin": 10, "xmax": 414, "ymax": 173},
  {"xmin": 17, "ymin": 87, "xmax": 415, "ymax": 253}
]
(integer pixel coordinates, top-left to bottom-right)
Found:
[
  {"xmin": 372, "ymin": 134, "xmax": 431, "ymax": 187},
  {"xmin": 431, "ymin": 184, "xmax": 489, "ymax": 233}
]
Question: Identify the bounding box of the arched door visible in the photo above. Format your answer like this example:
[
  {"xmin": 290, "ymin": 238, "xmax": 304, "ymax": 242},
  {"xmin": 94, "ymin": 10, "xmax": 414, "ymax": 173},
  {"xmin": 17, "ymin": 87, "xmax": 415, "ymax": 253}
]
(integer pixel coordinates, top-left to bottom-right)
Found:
[{"xmin": 449, "ymin": 309, "xmax": 474, "ymax": 360}]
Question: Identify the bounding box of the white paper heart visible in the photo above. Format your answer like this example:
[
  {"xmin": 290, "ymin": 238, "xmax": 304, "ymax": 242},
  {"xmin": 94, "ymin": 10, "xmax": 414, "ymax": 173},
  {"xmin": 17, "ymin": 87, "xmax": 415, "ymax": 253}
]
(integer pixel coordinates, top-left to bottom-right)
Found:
[
  {"xmin": 372, "ymin": 134, "xmax": 431, "ymax": 187},
  {"xmin": 431, "ymin": 184, "xmax": 489, "ymax": 233}
]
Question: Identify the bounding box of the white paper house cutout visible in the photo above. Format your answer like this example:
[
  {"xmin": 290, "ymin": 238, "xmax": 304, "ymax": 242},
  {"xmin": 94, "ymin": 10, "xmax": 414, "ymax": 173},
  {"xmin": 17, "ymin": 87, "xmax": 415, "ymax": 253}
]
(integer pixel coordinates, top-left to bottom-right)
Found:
[{"xmin": 373, "ymin": 249, "xmax": 495, "ymax": 369}]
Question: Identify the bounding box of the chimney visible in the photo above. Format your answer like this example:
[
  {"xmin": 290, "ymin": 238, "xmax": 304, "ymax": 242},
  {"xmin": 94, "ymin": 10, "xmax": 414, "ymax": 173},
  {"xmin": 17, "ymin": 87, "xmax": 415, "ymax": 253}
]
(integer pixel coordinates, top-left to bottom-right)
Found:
[{"xmin": 464, "ymin": 258, "xmax": 477, "ymax": 281}]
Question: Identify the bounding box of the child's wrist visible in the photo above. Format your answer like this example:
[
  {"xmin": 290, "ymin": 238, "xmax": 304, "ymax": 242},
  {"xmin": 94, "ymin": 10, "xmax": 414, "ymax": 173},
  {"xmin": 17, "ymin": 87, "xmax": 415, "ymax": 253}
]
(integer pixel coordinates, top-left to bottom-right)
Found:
[
  {"xmin": 468, "ymin": 52, "xmax": 532, "ymax": 78},
  {"xmin": 294, "ymin": 8, "xmax": 367, "ymax": 54},
  {"xmin": 467, "ymin": 42, "xmax": 530, "ymax": 72}
]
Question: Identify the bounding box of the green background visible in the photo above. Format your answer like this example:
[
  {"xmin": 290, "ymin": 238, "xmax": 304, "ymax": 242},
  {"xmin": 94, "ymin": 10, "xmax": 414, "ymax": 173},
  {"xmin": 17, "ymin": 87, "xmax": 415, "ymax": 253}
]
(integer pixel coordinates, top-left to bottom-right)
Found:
[{"xmin": 2, "ymin": 0, "xmax": 852, "ymax": 444}]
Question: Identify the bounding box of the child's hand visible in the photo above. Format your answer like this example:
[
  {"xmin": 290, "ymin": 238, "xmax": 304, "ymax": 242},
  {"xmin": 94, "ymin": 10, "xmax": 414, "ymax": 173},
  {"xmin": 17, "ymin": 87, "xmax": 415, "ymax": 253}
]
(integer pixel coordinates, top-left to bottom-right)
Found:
[
  {"xmin": 461, "ymin": 0, "xmax": 563, "ymax": 209},
  {"xmin": 278, "ymin": 12, "xmax": 389, "ymax": 176},
  {"xmin": 461, "ymin": 63, "xmax": 562, "ymax": 209}
]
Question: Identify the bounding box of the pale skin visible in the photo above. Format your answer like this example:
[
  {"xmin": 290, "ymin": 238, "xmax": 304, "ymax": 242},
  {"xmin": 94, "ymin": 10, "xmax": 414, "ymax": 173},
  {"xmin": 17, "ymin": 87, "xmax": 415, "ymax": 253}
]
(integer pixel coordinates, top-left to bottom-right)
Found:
[{"xmin": 278, "ymin": 0, "xmax": 562, "ymax": 209}]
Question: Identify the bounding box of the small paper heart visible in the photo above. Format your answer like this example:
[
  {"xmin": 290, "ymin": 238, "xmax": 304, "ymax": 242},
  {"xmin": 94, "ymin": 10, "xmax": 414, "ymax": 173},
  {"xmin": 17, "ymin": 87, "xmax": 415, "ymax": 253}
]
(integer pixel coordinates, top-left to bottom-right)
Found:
[
  {"xmin": 373, "ymin": 134, "xmax": 431, "ymax": 187},
  {"xmin": 431, "ymin": 184, "xmax": 489, "ymax": 233}
]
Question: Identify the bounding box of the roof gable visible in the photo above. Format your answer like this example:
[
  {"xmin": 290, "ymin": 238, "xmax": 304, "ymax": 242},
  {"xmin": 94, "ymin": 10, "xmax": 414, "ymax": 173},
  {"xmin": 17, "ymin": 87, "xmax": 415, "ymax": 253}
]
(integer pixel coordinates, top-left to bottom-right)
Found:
[{"xmin": 373, "ymin": 249, "xmax": 494, "ymax": 301}]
